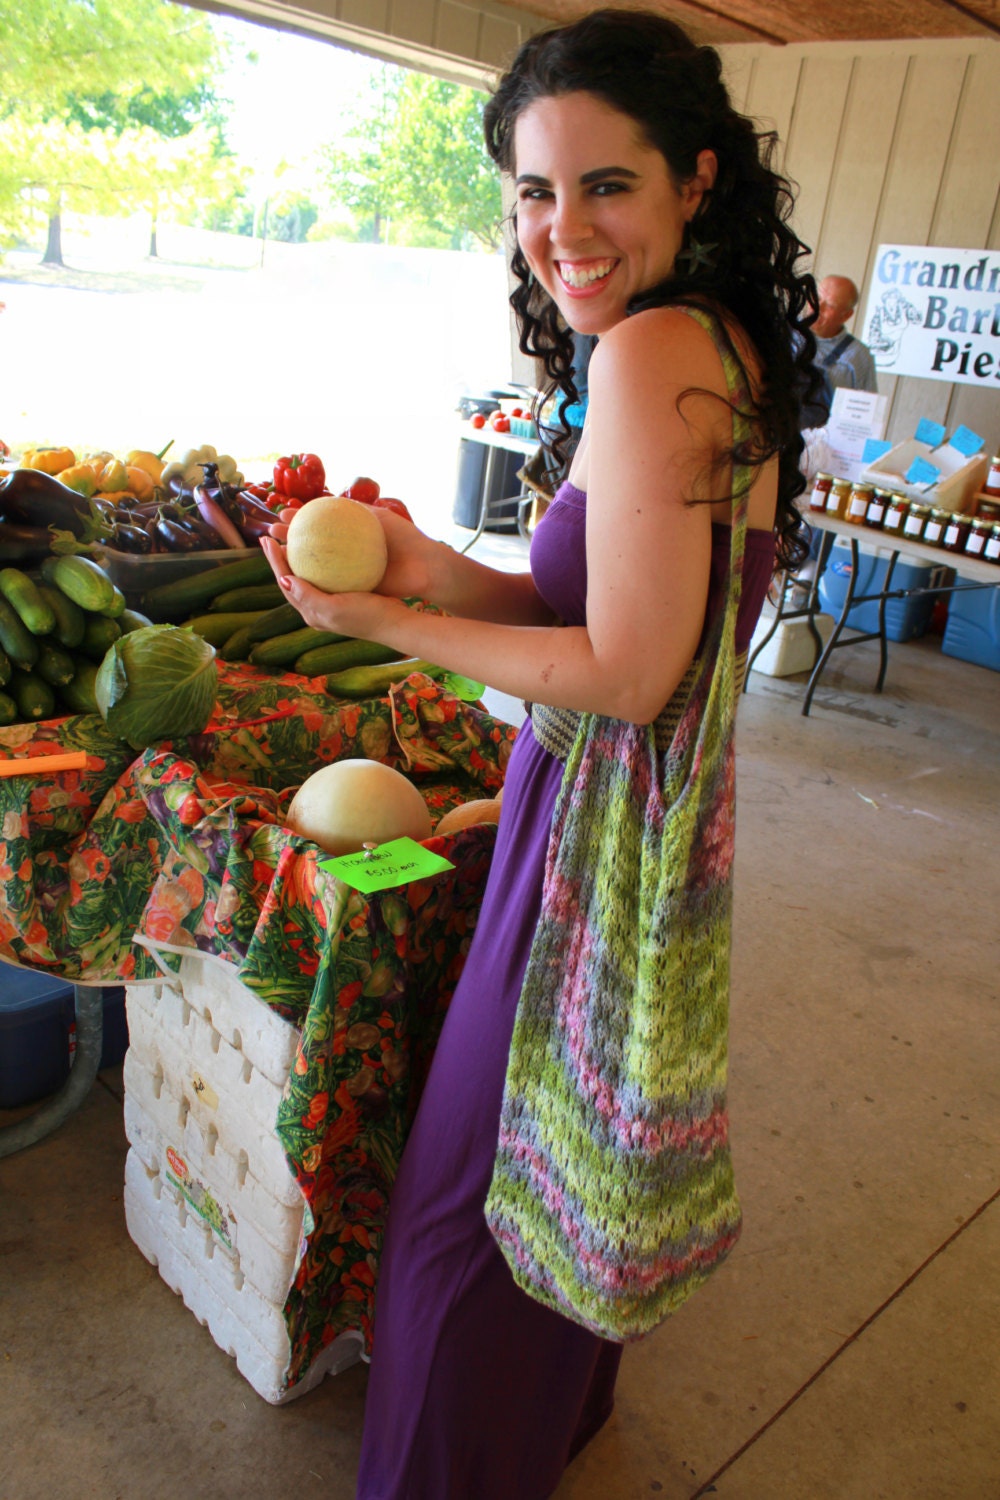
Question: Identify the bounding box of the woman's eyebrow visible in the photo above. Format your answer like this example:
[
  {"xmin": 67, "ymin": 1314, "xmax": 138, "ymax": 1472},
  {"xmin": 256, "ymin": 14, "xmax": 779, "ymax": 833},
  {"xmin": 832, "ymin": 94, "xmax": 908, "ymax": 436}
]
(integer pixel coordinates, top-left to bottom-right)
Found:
[{"xmin": 515, "ymin": 166, "xmax": 641, "ymax": 187}]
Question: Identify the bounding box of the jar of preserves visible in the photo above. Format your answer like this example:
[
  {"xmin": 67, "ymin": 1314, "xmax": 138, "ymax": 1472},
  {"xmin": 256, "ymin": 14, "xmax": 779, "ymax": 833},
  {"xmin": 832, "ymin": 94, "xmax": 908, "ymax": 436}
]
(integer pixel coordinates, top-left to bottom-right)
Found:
[
  {"xmin": 809, "ymin": 472, "xmax": 833, "ymax": 512},
  {"xmin": 942, "ymin": 512, "xmax": 973, "ymax": 553},
  {"xmin": 964, "ymin": 516, "xmax": 993, "ymax": 558},
  {"xmin": 883, "ymin": 493, "xmax": 910, "ymax": 534},
  {"xmin": 903, "ymin": 501, "xmax": 931, "ymax": 541},
  {"xmin": 985, "ymin": 524, "xmax": 1000, "ymax": 565},
  {"xmin": 864, "ymin": 488, "xmax": 891, "ymax": 529},
  {"xmin": 922, "ymin": 507, "xmax": 949, "ymax": 548},
  {"xmin": 981, "ymin": 455, "xmax": 1000, "ymax": 499},
  {"xmin": 826, "ymin": 477, "xmax": 853, "ymax": 519},
  {"xmin": 846, "ymin": 482, "xmax": 874, "ymax": 525},
  {"xmin": 976, "ymin": 497, "xmax": 1000, "ymax": 524}
]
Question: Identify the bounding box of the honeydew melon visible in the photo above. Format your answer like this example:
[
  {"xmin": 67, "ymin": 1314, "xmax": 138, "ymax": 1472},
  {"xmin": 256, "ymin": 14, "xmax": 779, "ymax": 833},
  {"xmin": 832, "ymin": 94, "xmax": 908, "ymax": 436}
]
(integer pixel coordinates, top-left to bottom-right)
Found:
[
  {"xmin": 286, "ymin": 757, "xmax": 431, "ymax": 857},
  {"xmin": 285, "ymin": 495, "xmax": 387, "ymax": 594}
]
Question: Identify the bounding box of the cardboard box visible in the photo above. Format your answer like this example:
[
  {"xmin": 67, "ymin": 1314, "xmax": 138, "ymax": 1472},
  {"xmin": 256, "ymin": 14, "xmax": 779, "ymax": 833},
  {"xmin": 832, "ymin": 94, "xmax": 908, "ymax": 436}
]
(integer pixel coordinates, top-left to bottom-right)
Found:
[{"xmin": 860, "ymin": 440, "xmax": 988, "ymax": 512}]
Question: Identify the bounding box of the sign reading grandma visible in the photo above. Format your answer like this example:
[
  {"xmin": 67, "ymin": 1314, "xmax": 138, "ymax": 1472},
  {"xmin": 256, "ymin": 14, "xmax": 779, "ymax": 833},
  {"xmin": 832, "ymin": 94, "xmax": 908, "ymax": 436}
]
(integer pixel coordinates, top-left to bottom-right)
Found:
[{"xmin": 861, "ymin": 245, "xmax": 1000, "ymax": 387}]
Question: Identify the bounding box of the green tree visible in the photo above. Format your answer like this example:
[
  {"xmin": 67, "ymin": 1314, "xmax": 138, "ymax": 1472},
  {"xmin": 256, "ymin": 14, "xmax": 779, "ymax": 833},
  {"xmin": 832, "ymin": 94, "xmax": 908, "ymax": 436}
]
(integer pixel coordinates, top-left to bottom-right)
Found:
[
  {"xmin": 318, "ymin": 66, "xmax": 404, "ymax": 244},
  {"xmin": 388, "ymin": 74, "xmax": 503, "ymax": 250},
  {"xmin": 0, "ymin": 0, "xmax": 228, "ymax": 261}
]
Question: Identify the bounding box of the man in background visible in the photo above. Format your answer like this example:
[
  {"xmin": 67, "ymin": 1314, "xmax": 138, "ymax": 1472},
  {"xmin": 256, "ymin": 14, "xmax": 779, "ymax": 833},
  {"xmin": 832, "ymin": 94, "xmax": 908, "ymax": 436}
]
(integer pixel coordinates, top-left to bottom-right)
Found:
[{"xmin": 812, "ymin": 274, "xmax": 878, "ymax": 395}]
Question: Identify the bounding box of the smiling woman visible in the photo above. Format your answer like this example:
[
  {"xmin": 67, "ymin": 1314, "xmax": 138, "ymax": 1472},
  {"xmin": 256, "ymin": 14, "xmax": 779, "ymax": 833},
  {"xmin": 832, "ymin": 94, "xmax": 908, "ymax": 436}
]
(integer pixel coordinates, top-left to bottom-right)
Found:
[{"xmin": 319, "ymin": 10, "xmax": 823, "ymax": 1500}]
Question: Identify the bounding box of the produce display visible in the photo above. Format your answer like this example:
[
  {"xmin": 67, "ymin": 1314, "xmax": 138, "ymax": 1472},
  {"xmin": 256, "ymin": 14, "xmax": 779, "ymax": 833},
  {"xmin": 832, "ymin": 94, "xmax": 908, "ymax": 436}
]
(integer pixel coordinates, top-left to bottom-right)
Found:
[
  {"xmin": 0, "ymin": 554, "xmax": 133, "ymax": 725},
  {"xmin": 0, "ymin": 441, "xmax": 414, "ymax": 562}
]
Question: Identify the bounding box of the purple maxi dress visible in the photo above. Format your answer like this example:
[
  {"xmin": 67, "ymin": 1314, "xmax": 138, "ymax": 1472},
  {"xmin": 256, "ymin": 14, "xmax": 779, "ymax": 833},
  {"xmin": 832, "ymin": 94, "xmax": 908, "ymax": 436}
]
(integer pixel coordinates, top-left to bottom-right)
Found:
[{"xmin": 355, "ymin": 482, "xmax": 776, "ymax": 1500}]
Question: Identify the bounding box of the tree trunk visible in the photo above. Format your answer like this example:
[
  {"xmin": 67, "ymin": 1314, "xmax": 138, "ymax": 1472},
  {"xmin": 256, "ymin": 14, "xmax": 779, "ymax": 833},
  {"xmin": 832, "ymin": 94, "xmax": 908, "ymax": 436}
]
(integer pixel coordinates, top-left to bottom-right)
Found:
[
  {"xmin": 148, "ymin": 214, "xmax": 158, "ymax": 258},
  {"xmin": 42, "ymin": 213, "xmax": 64, "ymax": 267}
]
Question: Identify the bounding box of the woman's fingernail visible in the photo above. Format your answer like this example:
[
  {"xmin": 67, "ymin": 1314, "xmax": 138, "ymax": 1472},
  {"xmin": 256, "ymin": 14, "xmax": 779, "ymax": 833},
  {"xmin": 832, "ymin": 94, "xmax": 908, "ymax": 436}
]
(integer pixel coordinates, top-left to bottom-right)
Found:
[{"xmin": 280, "ymin": 577, "xmax": 293, "ymax": 589}]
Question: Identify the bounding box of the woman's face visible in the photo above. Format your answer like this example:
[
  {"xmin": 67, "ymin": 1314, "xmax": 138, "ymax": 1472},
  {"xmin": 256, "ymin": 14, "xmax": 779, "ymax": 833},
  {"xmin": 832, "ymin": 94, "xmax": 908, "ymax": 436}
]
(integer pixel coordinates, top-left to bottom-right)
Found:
[{"xmin": 512, "ymin": 91, "xmax": 711, "ymax": 337}]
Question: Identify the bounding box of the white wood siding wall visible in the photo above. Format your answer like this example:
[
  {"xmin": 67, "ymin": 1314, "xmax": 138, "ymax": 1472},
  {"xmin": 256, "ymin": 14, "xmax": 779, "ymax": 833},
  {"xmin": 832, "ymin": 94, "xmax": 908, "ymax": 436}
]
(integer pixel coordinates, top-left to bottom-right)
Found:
[{"xmin": 721, "ymin": 37, "xmax": 1000, "ymax": 450}]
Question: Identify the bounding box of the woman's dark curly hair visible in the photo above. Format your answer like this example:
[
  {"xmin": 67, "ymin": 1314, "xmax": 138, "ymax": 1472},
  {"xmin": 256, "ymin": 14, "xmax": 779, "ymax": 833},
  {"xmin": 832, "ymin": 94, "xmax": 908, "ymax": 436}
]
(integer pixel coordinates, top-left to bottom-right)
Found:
[{"xmin": 482, "ymin": 8, "xmax": 819, "ymax": 570}]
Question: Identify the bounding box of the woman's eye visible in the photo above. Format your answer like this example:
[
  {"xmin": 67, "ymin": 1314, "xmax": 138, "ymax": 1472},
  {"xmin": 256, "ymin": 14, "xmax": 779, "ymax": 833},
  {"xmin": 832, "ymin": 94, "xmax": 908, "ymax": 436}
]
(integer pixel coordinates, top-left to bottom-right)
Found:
[
  {"xmin": 519, "ymin": 187, "xmax": 551, "ymax": 202},
  {"xmin": 591, "ymin": 182, "xmax": 626, "ymax": 196}
]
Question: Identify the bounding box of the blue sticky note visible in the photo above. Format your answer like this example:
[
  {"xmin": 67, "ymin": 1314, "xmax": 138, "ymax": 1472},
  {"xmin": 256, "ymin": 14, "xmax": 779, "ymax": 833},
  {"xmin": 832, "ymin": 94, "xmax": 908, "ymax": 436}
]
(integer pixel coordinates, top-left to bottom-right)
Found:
[
  {"xmin": 905, "ymin": 456, "xmax": 941, "ymax": 487},
  {"xmin": 862, "ymin": 438, "xmax": 892, "ymax": 465},
  {"xmin": 947, "ymin": 424, "xmax": 984, "ymax": 457},
  {"xmin": 914, "ymin": 418, "xmax": 947, "ymax": 447}
]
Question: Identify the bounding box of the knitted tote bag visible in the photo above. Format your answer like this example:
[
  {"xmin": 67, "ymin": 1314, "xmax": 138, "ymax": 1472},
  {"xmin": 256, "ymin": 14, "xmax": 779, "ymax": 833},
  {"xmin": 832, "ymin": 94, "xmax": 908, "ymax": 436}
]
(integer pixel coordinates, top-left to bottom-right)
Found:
[{"xmin": 485, "ymin": 307, "xmax": 752, "ymax": 1342}]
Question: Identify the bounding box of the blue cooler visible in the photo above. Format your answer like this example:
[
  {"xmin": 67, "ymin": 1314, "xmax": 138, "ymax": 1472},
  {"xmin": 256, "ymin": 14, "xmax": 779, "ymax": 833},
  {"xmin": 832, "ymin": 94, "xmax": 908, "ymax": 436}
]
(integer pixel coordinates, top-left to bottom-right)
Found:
[
  {"xmin": 818, "ymin": 537, "xmax": 936, "ymax": 643},
  {"xmin": 0, "ymin": 961, "xmax": 129, "ymax": 1108},
  {"xmin": 942, "ymin": 577, "xmax": 1000, "ymax": 671}
]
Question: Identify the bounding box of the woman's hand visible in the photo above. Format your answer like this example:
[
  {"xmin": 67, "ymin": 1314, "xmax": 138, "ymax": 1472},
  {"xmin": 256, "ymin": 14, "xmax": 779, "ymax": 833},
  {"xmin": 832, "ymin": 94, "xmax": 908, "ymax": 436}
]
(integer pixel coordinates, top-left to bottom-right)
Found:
[
  {"xmin": 265, "ymin": 503, "xmax": 439, "ymax": 603},
  {"xmin": 259, "ymin": 530, "xmax": 404, "ymax": 641}
]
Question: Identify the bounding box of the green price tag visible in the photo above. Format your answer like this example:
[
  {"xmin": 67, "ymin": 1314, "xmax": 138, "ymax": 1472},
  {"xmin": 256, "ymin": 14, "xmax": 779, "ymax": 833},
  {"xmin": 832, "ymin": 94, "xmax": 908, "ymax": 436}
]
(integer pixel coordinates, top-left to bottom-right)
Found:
[{"xmin": 319, "ymin": 836, "xmax": 455, "ymax": 894}]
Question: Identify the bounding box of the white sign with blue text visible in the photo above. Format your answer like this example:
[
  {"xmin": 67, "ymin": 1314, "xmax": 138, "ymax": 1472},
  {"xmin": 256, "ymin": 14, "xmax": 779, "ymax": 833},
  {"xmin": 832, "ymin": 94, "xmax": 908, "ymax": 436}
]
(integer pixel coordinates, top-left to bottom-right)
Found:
[{"xmin": 861, "ymin": 244, "xmax": 1000, "ymax": 388}]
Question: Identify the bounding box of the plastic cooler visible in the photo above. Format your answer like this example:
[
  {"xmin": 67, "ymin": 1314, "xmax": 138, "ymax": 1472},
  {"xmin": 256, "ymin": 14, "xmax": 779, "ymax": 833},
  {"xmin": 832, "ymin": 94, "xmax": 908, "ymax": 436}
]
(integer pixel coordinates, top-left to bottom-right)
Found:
[
  {"xmin": 0, "ymin": 960, "xmax": 128, "ymax": 1108},
  {"xmin": 941, "ymin": 576, "xmax": 1000, "ymax": 671},
  {"xmin": 817, "ymin": 536, "xmax": 936, "ymax": 643}
]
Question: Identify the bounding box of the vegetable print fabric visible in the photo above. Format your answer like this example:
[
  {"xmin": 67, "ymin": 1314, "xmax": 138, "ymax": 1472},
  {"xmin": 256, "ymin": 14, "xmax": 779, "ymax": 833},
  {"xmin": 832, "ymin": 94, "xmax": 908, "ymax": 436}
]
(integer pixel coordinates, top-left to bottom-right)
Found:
[{"xmin": 0, "ymin": 663, "xmax": 516, "ymax": 1392}]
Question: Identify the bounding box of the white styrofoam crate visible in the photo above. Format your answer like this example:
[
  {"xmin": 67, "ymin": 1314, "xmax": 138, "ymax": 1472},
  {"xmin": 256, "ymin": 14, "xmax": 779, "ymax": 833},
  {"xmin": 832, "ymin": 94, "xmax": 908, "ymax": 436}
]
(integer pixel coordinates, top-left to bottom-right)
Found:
[{"xmin": 121, "ymin": 958, "xmax": 363, "ymax": 1404}]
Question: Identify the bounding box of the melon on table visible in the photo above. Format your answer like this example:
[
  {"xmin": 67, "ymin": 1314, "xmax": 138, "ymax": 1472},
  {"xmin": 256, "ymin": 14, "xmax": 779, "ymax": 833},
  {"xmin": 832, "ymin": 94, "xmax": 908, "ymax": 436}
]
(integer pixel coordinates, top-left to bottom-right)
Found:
[{"xmin": 286, "ymin": 757, "xmax": 432, "ymax": 857}]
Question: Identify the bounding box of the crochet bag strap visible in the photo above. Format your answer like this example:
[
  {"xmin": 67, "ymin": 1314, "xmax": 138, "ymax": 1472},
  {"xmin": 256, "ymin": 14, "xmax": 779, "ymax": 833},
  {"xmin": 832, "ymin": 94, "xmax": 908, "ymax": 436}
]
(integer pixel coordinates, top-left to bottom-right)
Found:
[{"xmin": 485, "ymin": 305, "xmax": 755, "ymax": 1342}]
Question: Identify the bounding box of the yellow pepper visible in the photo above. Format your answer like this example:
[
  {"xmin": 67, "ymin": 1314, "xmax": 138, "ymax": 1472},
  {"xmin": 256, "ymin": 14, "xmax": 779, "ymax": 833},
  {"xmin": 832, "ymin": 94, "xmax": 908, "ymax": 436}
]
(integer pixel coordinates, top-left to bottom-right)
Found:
[
  {"xmin": 24, "ymin": 446, "xmax": 76, "ymax": 474},
  {"xmin": 56, "ymin": 464, "xmax": 99, "ymax": 499},
  {"xmin": 126, "ymin": 447, "xmax": 169, "ymax": 484},
  {"xmin": 95, "ymin": 458, "xmax": 128, "ymax": 493}
]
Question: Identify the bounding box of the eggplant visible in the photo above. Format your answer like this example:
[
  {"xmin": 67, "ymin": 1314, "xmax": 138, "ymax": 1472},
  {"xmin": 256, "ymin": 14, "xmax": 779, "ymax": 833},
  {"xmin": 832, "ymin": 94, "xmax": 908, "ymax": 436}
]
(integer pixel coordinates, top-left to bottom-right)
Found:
[
  {"xmin": 0, "ymin": 519, "xmax": 58, "ymax": 562},
  {"xmin": 155, "ymin": 516, "xmax": 204, "ymax": 552},
  {"xmin": 0, "ymin": 468, "xmax": 87, "ymax": 535},
  {"xmin": 112, "ymin": 523, "xmax": 154, "ymax": 554}
]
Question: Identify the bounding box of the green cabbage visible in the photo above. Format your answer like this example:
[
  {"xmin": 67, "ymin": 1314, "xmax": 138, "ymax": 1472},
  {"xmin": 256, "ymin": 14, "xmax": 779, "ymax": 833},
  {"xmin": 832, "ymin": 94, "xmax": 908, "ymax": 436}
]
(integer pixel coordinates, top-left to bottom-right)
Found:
[{"xmin": 95, "ymin": 625, "xmax": 218, "ymax": 750}]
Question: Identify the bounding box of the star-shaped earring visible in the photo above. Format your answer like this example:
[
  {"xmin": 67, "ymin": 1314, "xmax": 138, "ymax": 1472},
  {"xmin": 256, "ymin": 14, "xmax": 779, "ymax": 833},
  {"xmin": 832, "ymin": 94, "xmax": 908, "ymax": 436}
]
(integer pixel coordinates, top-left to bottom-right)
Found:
[{"xmin": 676, "ymin": 238, "xmax": 719, "ymax": 274}]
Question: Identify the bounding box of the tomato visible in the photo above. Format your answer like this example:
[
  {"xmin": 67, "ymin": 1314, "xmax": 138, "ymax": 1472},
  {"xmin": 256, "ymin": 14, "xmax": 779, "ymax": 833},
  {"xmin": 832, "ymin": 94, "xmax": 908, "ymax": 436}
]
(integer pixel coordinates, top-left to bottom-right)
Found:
[
  {"xmin": 372, "ymin": 497, "xmax": 413, "ymax": 522},
  {"xmin": 492, "ymin": 415, "xmax": 511, "ymax": 434},
  {"xmin": 510, "ymin": 406, "xmax": 524, "ymax": 419},
  {"xmin": 342, "ymin": 476, "xmax": 380, "ymax": 504},
  {"xmin": 470, "ymin": 413, "xmax": 487, "ymax": 429}
]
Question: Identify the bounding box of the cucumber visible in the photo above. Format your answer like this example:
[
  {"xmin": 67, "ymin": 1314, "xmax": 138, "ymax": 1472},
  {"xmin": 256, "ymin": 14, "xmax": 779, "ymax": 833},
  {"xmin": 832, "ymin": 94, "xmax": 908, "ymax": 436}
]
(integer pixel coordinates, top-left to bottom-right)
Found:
[
  {"xmin": 294, "ymin": 639, "xmax": 404, "ymax": 679},
  {"xmin": 245, "ymin": 601, "xmax": 304, "ymax": 642},
  {"xmin": 249, "ymin": 626, "xmax": 351, "ymax": 672},
  {"xmin": 119, "ymin": 608, "xmax": 153, "ymax": 634},
  {"xmin": 36, "ymin": 583, "xmax": 86, "ymax": 649},
  {"xmin": 9, "ymin": 668, "xmax": 56, "ymax": 722},
  {"xmin": 207, "ymin": 583, "xmax": 285, "ymax": 614},
  {"xmin": 0, "ymin": 596, "xmax": 40, "ymax": 670},
  {"xmin": 324, "ymin": 657, "xmax": 437, "ymax": 698},
  {"xmin": 99, "ymin": 582, "xmax": 128, "ymax": 620},
  {"xmin": 0, "ymin": 691, "xmax": 16, "ymax": 726},
  {"xmin": 80, "ymin": 613, "xmax": 122, "ymax": 661},
  {"xmin": 0, "ymin": 567, "xmax": 57, "ymax": 636},
  {"xmin": 40, "ymin": 554, "xmax": 118, "ymax": 614},
  {"xmin": 142, "ymin": 553, "xmax": 273, "ymax": 621},
  {"xmin": 0, "ymin": 646, "xmax": 10, "ymax": 687},
  {"xmin": 35, "ymin": 641, "xmax": 77, "ymax": 688},
  {"xmin": 60, "ymin": 660, "xmax": 100, "ymax": 715},
  {"xmin": 184, "ymin": 610, "xmax": 272, "ymax": 649},
  {"xmin": 219, "ymin": 623, "xmax": 258, "ymax": 662}
]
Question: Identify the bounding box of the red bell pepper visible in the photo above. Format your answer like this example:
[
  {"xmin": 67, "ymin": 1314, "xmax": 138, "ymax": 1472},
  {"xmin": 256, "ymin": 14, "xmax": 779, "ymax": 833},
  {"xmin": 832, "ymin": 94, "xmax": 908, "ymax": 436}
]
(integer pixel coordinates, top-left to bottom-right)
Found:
[{"xmin": 273, "ymin": 452, "xmax": 326, "ymax": 501}]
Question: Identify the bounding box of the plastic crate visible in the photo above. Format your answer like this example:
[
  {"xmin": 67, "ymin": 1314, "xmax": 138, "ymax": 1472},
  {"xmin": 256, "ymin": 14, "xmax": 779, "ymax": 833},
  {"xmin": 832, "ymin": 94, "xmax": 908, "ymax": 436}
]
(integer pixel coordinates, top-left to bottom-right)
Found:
[
  {"xmin": 817, "ymin": 537, "xmax": 936, "ymax": 643},
  {"xmin": 96, "ymin": 547, "xmax": 259, "ymax": 605},
  {"xmin": 0, "ymin": 961, "xmax": 129, "ymax": 1107},
  {"xmin": 941, "ymin": 576, "xmax": 1000, "ymax": 671}
]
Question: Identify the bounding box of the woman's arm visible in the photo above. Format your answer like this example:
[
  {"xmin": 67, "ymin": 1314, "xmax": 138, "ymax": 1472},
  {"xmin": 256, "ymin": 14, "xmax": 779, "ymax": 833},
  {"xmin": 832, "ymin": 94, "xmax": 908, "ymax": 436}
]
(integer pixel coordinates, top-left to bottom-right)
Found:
[{"xmin": 262, "ymin": 310, "xmax": 733, "ymax": 722}]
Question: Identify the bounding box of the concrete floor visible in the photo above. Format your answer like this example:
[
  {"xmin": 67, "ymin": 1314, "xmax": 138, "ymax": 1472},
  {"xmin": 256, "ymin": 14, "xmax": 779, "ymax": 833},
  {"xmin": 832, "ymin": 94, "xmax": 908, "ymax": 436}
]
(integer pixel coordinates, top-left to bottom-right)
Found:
[{"xmin": 1, "ymin": 567, "xmax": 998, "ymax": 1500}]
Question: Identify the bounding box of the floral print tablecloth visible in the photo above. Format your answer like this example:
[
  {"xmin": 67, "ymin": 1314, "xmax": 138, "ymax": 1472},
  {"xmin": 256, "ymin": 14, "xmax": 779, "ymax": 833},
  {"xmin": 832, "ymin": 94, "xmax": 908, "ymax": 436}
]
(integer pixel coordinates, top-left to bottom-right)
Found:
[{"xmin": 0, "ymin": 662, "xmax": 517, "ymax": 1391}]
